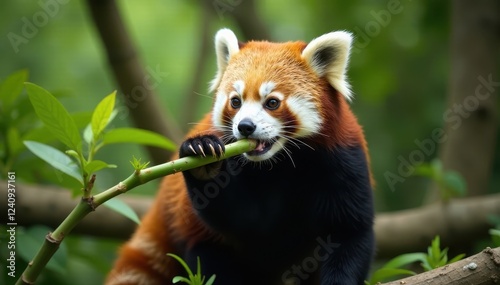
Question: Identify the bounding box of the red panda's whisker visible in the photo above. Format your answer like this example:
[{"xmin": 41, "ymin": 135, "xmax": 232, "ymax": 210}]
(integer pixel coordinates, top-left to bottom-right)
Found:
[
  {"xmin": 280, "ymin": 135, "xmax": 313, "ymax": 151},
  {"xmin": 274, "ymin": 139, "xmax": 296, "ymax": 168}
]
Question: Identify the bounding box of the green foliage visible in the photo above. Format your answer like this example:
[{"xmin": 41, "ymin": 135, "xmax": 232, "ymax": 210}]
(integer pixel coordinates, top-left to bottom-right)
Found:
[
  {"xmin": 365, "ymin": 236, "xmax": 465, "ymax": 284},
  {"xmin": 103, "ymin": 198, "xmax": 141, "ymax": 224},
  {"xmin": 1, "ymin": 77, "xmax": 175, "ymax": 222},
  {"xmin": 24, "ymin": 140, "xmax": 83, "ymax": 184},
  {"xmin": 414, "ymin": 159, "xmax": 467, "ymax": 201},
  {"xmin": 420, "ymin": 236, "xmax": 465, "ymax": 271},
  {"xmin": 26, "ymin": 83, "xmax": 83, "ymax": 152},
  {"xmin": 130, "ymin": 155, "xmax": 150, "ymax": 171},
  {"xmin": 167, "ymin": 253, "xmax": 216, "ymax": 285},
  {"xmin": 91, "ymin": 91, "xmax": 116, "ymax": 142},
  {"xmin": 365, "ymin": 253, "xmax": 421, "ymax": 284}
]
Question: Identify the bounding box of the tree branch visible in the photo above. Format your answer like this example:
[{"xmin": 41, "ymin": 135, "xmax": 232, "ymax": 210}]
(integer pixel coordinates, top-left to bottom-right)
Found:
[
  {"xmin": 86, "ymin": 0, "xmax": 184, "ymax": 164},
  {"xmin": 2, "ymin": 181, "xmax": 499, "ymax": 258},
  {"xmin": 12, "ymin": 140, "xmax": 256, "ymax": 285},
  {"xmin": 375, "ymin": 194, "xmax": 500, "ymax": 258},
  {"xmin": 382, "ymin": 247, "xmax": 500, "ymax": 285}
]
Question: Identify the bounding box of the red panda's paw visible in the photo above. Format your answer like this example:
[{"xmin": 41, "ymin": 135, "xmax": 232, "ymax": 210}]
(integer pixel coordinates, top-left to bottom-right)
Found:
[{"xmin": 180, "ymin": 134, "xmax": 225, "ymax": 159}]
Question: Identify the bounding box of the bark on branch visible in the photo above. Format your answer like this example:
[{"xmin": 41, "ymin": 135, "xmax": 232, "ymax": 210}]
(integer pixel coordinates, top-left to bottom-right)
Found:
[
  {"xmin": 1, "ymin": 181, "xmax": 499, "ymax": 258},
  {"xmin": 382, "ymin": 247, "xmax": 500, "ymax": 285}
]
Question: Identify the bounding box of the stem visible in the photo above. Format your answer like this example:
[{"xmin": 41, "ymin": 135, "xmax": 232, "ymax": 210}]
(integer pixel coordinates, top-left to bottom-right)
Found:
[
  {"xmin": 15, "ymin": 139, "xmax": 256, "ymax": 285},
  {"xmin": 19, "ymin": 201, "xmax": 90, "ymax": 284},
  {"xmin": 77, "ymin": 150, "xmax": 91, "ymax": 199},
  {"xmin": 93, "ymin": 139, "xmax": 255, "ymax": 205}
]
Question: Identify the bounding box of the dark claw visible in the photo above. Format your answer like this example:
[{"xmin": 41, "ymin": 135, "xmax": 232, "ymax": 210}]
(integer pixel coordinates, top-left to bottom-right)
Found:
[{"xmin": 179, "ymin": 134, "xmax": 225, "ymax": 159}]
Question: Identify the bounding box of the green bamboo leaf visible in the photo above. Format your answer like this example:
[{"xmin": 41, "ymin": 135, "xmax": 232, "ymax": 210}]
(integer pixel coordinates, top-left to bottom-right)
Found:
[
  {"xmin": 91, "ymin": 91, "xmax": 116, "ymax": 140},
  {"xmin": 25, "ymin": 83, "xmax": 82, "ymax": 151},
  {"xmin": 369, "ymin": 268, "xmax": 416, "ymax": 284},
  {"xmin": 172, "ymin": 276, "xmax": 191, "ymax": 284},
  {"xmin": 167, "ymin": 253, "xmax": 194, "ymax": 278},
  {"xmin": 24, "ymin": 140, "xmax": 83, "ymax": 184},
  {"xmin": 0, "ymin": 69, "xmax": 28, "ymax": 110},
  {"xmin": 382, "ymin": 252, "xmax": 427, "ymax": 269},
  {"xmin": 84, "ymin": 160, "xmax": 116, "ymax": 175},
  {"xmin": 22, "ymin": 112, "xmax": 92, "ymax": 145},
  {"xmin": 102, "ymin": 128, "xmax": 176, "ymax": 150},
  {"xmin": 83, "ymin": 124, "xmax": 93, "ymax": 144},
  {"xmin": 196, "ymin": 257, "xmax": 202, "ymax": 278},
  {"xmin": 449, "ymin": 253, "xmax": 465, "ymax": 264},
  {"xmin": 205, "ymin": 275, "xmax": 216, "ymax": 285},
  {"xmin": 103, "ymin": 198, "xmax": 140, "ymax": 224},
  {"xmin": 431, "ymin": 236, "xmax": 441, "ymax": 261}
]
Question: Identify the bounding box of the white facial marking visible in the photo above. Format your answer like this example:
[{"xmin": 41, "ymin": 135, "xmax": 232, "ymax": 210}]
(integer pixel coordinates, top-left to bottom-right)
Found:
[
  {"xmin": 220, "ymin": 82, "xmax": 323, "ymax": 163},
  {"xmin": 286, "ymin": 95, "xmax": 322, "ymax": 137},
  {"xmin": 231, "ymin": 99, "xmax": 288, "ymax": 162},
  {"xmin": 259, "ymin": 81, "xmax": 276, "ymax": 98},
  {"xmin": 232, "ymin": 102, "xmax": 280, "ymax": 140},
  {"xmin": 233, "ymin": 80, "xmax": 245, "ymax": 95},
  {"xmin": 212, "ymin": 90, "xmax": 227, "ymax": 129}
]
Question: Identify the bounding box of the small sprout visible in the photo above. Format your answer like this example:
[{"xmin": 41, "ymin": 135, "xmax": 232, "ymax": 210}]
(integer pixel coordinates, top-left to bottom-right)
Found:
[
  {"xmin": 65, "ymin": 149, "xmax": 81, "ymax": 161},
  {"xmin": 421, "ymin": 236, "xmax": 465, "ymax": 271},
  {"xmin": 130, "ymin": 156, "xmax": 150, "ymax": 172},
  {"xmin": 167, "ymin": 253, "xmax": 216, "ymax": 285}
]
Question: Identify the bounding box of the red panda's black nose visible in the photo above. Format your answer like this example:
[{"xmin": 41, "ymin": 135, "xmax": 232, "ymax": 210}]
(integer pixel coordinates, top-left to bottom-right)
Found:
[{"xmin": 238, "ymin": 118, "xmax": 256, "ymax": 137}]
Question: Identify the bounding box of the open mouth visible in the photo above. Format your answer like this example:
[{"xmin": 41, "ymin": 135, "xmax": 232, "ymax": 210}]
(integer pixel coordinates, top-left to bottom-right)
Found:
[{"xmin": 246, "ymin": 139, "xmax": 276, "ymax": 156}]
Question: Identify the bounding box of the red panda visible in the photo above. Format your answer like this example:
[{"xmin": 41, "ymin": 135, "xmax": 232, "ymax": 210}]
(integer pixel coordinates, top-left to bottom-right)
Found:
[{"xmin": 106, "ymin": 28, "xmax": 374, "ymax": 285}]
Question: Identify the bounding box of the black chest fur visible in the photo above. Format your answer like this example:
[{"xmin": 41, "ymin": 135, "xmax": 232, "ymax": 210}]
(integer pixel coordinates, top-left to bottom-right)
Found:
[{"xmin": 184, "ymin": 145, "xmax": 373, "ymax": 264}]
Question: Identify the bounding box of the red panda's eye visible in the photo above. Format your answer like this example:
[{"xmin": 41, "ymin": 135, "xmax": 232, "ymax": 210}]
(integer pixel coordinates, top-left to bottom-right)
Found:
[
  {"xmin": 265, "ymin": 98, "xmax": 280, "ymax": 110},
  {"xmin": 230, "ymin": 97, "xmax": 241, "ymax": 109}
]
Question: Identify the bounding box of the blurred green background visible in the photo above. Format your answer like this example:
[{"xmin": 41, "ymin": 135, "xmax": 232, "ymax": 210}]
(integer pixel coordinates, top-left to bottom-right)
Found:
[{"xmin": 0, "ymin": 0, "xmax": 498, "ymax": 284}]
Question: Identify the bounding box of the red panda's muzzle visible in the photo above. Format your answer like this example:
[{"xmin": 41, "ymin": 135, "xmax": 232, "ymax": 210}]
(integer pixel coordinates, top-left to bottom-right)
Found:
[{"xmin": 246, "ymin": 139, "xmax": 275, "ymax": 156}]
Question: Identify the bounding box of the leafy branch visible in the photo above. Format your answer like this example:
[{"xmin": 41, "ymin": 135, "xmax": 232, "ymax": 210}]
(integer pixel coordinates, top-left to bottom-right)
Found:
[
  {"xmin": 11, "ymin": 81, "xmax": 256, "ymax": 285},
  {"xmin": 17, "ymin": 138, "xmax": 254, "ymax": 285}
]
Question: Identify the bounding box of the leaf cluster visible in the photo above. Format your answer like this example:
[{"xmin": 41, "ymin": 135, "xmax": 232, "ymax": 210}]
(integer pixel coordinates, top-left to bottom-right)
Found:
[
  {"xmin": 167, "ymin": 254, "xmax": 216, "ymax": 285},
  {"xmin": 365, "ymin": 235, "xmax": 465, "ymax": 284},
  {"xmin": 0, "ymin": 71, "xmax": 176, "ymax": 223}
]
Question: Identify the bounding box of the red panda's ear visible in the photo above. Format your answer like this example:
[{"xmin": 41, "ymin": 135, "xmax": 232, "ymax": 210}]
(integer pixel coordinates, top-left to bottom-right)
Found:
[
  {"xmin": 302, "ymin": 31, "xmax": 353, "ymax": 101},
  {"xmin": 210, "ymin": 28, "xmax": 240, "ymax": 93}
]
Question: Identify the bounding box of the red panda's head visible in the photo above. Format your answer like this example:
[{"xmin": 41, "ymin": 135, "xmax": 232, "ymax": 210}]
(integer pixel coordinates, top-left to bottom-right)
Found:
[{"xmin": 210, "ymin": 28, "xmax": 357, "ymax": 162}]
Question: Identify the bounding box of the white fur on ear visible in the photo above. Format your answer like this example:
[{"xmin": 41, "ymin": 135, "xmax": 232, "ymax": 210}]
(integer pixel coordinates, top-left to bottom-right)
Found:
[
  {"xmin": 302, "ymin": 31, "xmax": 353, "ymax": 101},
  {"xmin": 209, "ymin": 28, "xmax": 240, "ymax": 92}
]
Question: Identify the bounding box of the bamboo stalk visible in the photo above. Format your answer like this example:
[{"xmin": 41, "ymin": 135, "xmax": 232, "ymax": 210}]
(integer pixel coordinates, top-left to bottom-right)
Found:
[{"xmin": 15, "ymin": 139, "xmax": 256, "ymax": 285}]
